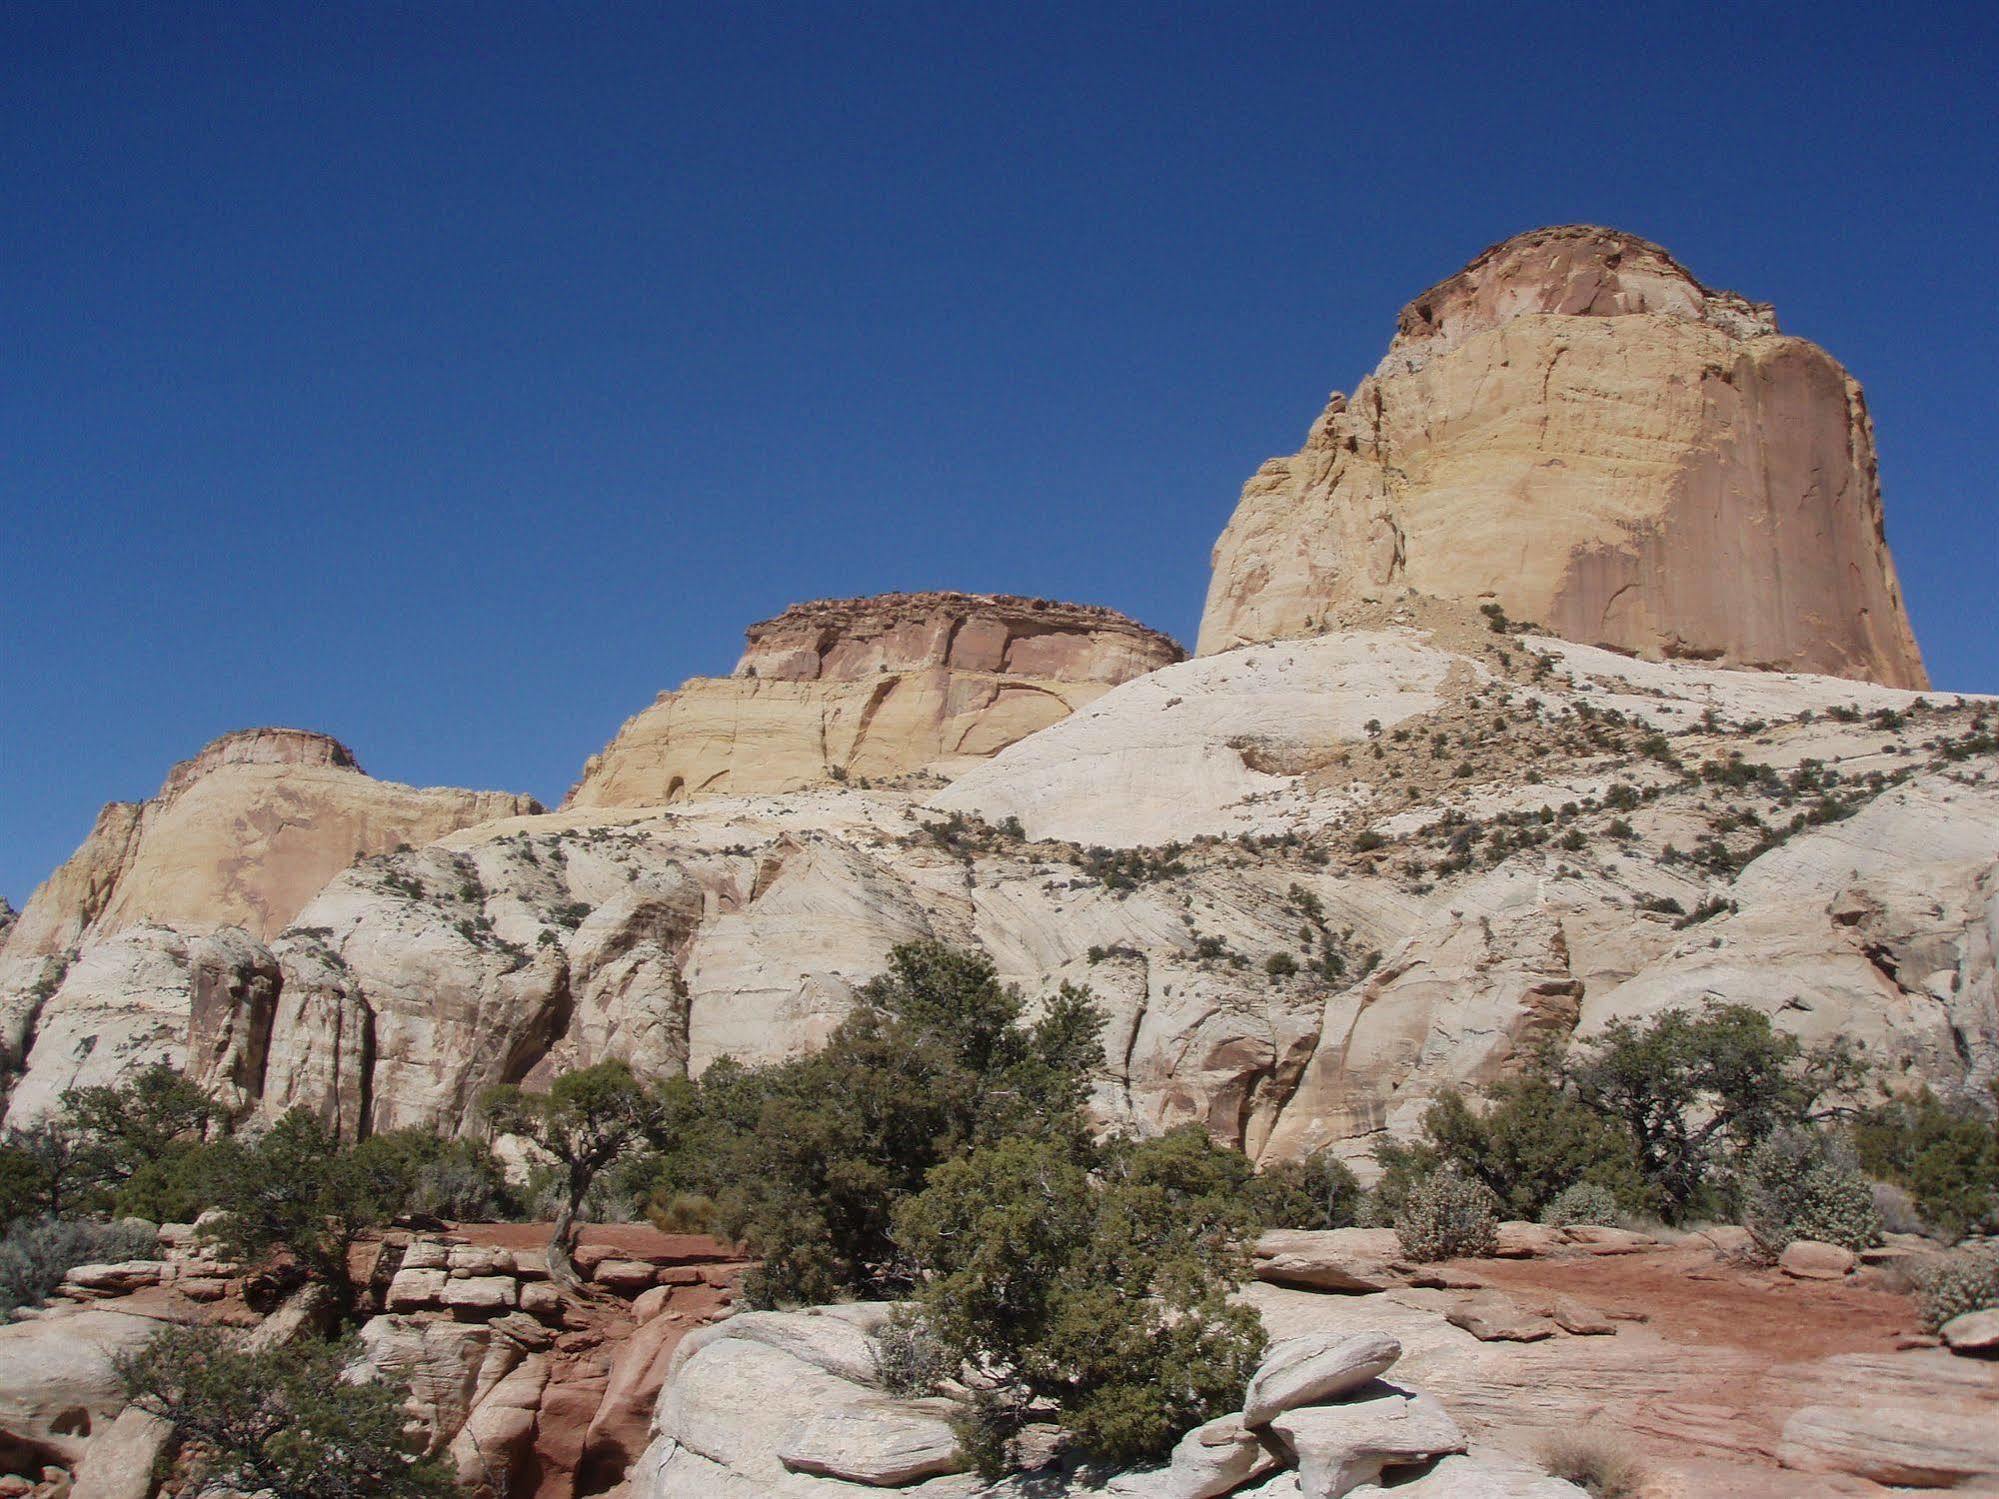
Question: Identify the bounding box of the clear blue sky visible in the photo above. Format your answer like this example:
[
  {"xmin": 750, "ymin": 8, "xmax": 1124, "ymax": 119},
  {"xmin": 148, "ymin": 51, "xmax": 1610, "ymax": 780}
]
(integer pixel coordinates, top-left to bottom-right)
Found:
[{"xmin": 4, "ymin": 2, "xmax": 1995, "ymax": 905}]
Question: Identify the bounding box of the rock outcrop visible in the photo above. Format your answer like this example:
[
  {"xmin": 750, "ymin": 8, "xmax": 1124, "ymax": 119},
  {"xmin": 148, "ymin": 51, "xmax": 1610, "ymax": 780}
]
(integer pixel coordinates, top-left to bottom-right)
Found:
[
  {"xmin": 0, "ymin": 728, "xmax": 536, "ymax": 961},
  {"xmin": 0, "ymin": 728, "xmax": 535, "ymax": 1121},
  {"xmin": 1197, "ymin": 226, "xmax": 1928, "ymax": 689},
  {"xmin": 10, "ymin": 612, "xmax": 1989, "ymax": 1151},
  {"xmin": 566, "ymin": 593, "xmax": 1183, "ymax": 808}
]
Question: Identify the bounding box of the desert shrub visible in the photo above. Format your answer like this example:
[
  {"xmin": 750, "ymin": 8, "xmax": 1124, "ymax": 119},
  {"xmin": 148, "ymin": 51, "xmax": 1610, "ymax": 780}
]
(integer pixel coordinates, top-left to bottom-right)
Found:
[
  {"xmin": 1540, "ymin": 1181, "xmax": 1622, "ymax": 1228},
  {"xmin": 0, "ymin": 1215, "xmax": 158, "ymax": 1317},
  {"xmin": 1870, "ymin": 1180, "xmax": 1929, "ymax": 1238},
  {"xmin": 1563, "ymin": 1003, "xmax": 1862, "ymax": 1223},
  {"xmin": 893, "ymin": 1131, "xmax": 1263, "ymax": 1473},
  {"xmin": 1849, "ymin": 1088, "xmax": 1998, "ymax": 1240},
  {"xmin": 647, "ymin": 942, "xmax": 1105, "ymax": 1305},
  {"xmin": 1740, "ymin": 1127, "xmax": 1883, "ymax": 1253},
  {"xmin": 870, "ymin": 1306, "xmax": 953, "ymax": 1397},
  {"xmin": 1381, "ymin": 1082, "xmax": 1649, "ymax": 1223},
  {"xmin": 1244, "ymin": 1151, "xmax": 1364, "ymax": 1230},
  {"xmin": 1264, "ymin": 951, "xmax": 1299, "ymax": 979},
  {"xmin": 1916, "ymin": 1247, "xmax": 1999, "ymax": 1332},
  {"xmin": 1538, "ymin": 1431, "xmax": 1647, "ymax": 1498},
  {"xmin": 205, "ymin": 1111, "xmax": 408, "ymax": 1313},
  {"xmin": 646, "ymin": 1190, "xmax": 722, "ymax": 1234},
  {"xmin": 117, "ymin": 1324, "xmax": 454, "ymax": 1499},
  {"xmin": 1394, "ymin": 1165, "xmax": 1499, "ymax": 1261}
]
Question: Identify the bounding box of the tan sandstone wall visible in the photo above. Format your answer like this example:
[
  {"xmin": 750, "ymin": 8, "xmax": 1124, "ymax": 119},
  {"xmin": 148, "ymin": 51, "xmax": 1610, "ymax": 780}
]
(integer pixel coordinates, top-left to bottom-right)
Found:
[
  {"xmin": 565, "ymin": 592, "xmax": 1184, "ymax": 808},
  {"xmin": 1197, "ymin": 225, "xmax": 1928, "ymax": 689}
]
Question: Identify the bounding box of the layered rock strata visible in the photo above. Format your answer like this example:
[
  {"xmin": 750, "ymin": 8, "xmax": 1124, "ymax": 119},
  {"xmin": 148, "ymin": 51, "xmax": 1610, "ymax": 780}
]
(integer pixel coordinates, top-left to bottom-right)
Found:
[
  {"xmin": 1198, "ymin": 225, "xmax": 1928, "ymax": 689},
  {"xmin": 565, "ymin": 592, "xmax": 1184, "ymax": 808}
]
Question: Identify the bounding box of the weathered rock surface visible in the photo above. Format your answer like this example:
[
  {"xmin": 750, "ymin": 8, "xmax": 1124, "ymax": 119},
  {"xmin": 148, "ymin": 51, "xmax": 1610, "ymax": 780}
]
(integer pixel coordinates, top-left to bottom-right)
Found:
[
  {"xmin": 1266, "ymin": 1386, "xmax": 1468, "ymax": 1497},
  {"xmin": 1104, "ymin": 1413, "xmax": 1278, "ymax": 1498},
  {"xmin": 0, "ymin": 1306, "xmax": 170, "ymax": 1467},
  {"xmin": 1197, "ymin": 225, "xmax": 1928, "ymax": 690},
  {"xmin": 1242, "ymin": 1332, "xmax": 1403, "ymax": 1427},
  {"xmin": 567, "ymin": 593, "xmax": 1183, "ymax": 809}
]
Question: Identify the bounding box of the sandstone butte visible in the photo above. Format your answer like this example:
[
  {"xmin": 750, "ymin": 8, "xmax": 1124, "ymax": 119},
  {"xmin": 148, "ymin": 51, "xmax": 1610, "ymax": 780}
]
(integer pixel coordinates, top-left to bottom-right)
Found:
[
  {"xmin": 564, "ymin": 590, "xmax": 1185, "ymax": 807},
  {"xmin": 1197, "ymin": 224, "xmax": 1930, "ymax": 690}
]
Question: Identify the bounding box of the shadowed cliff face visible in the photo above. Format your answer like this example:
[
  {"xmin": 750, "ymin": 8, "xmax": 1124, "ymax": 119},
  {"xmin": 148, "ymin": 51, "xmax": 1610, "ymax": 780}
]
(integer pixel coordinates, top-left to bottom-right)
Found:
[
  {"xmin": 564, "ymin": 592, "xmax": 1185, "ymax": 809},
  {"xmin": 1197, "ymin": 225, "xmax": 1928, "ymax": 690}
]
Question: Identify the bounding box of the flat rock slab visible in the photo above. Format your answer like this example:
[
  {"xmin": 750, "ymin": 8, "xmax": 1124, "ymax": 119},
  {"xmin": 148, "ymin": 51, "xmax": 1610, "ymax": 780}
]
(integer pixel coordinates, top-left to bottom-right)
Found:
[
  {"xmin": 1254, "ymin": 1230, "xmax": 1409, "ymax": 1294},
  {"xmin": 779, "ymin": 1399, "xmax": 965, "ymax": 1486},
  {"xmin": 1444, "ymin": 1294, "xmax": 1557, "ymax": 1343},
  {"xmin": 1778, "ymin": 1241, "xmax": 1857, "ymax": 1280}
]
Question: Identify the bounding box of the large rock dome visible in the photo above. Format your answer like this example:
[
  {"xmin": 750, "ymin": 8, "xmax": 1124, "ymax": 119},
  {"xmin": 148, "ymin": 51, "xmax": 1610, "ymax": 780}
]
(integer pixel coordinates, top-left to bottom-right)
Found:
[{"xmin": 1197, "ymin": 225, "xmax": 1928, "ymax": 689}]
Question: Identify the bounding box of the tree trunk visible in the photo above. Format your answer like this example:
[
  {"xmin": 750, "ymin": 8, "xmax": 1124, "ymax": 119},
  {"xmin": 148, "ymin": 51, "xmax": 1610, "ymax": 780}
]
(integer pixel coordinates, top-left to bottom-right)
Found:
[{"xmin": 544, "ymin": 1195, "xmax": 591, "ymax": 1299}]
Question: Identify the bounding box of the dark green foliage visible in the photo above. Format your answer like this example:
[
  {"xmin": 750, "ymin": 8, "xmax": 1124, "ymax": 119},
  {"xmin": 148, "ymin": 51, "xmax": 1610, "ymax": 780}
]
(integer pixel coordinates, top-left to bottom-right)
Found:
[
  {"xmin": 481, "ymin": 1061, "xmax": 661, "ymax": 1283},
  {"xmin": 1850, "ymin": 1089, "xmax": 1998, "ymax": 1240},
  {"xmin": 117, "ymin": 1324, "xmax": 455, "ymax": 1499},
  {"xmin": 1376, "ymin": 1081, "xmax": 1649, "ymax": 1223},
  {"xmin": 1242, "ymin": 1150, "xmax": 1365, "ymax": 1230},
  {"xmin": 1264, "ymin": 951, "xmax": 1299, "ymax": 979},
  {"xmin": 648, "ymin": 942, "xmax": 1106, "ymax": 1305},
  {"xmin": 1561, "ymin": 1003, "xmax": 1861, "ymax": 1222},
  {"xmin": 893, "ymin": 1130, "xmax": 1264, "ymax": 1473},
  {"xmin": 59, "ymin": 1063, "xmax": 223, "ymax": 1200},
  {"xmin": 205, "ymin": 1111, "xmax": 407, "ymax": 1311}
]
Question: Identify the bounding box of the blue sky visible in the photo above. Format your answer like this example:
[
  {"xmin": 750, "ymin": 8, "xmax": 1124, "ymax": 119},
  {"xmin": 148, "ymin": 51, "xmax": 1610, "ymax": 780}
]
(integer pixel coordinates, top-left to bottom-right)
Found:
[{"xmin": 3, "ymin": 2, "xmax": 1994, "ymax": 905}]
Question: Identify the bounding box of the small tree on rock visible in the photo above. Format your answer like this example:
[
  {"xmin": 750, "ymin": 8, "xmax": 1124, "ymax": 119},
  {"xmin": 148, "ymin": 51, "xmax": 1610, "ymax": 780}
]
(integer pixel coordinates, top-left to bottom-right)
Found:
[{"xmin": 481, "ymin": 1060, "xmax": 661, "ymax": 1294}]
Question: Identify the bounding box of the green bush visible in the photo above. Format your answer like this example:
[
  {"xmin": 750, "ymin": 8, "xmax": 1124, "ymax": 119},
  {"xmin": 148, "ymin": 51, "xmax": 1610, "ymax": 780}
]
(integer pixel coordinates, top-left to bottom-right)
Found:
[
  {"xmin": 1540, "ymin": 1181, "xmax": 1622, "ymax": 1228},
  {"xmin": 870, "ymin": 1306, "xmax": 953, "ymax": 1397},
  {"xmin": 1243, "ymin": 1151, "xmax": 1364, "ymax": 1230},
  {"xmin": 0, "ymin": 1215, "xmax": 158, "ymax": 1317},
  {"xmin": 1740, "ymin": 1128, "xmax": 1883, "ymax": 1253},
  {"xmin": 1394, "ymin": 1165, "xmax": 1499, "ymax": 1261},
  {"xmin": 117, "ymin": 1324, "xmax": 455, "ymax": 1499},
  {"xmin": 1849, "ymin": 1089, "xmax": 1998, "ymax": 1241},
  {"xmin": 893, "ymin": 1131, "xmax": 1263, "ymax": 1473},
  {"xmin": 1564, "ymin": 1003, "xmax": 1862, "ymax": 1223},
  {"xmin": 1378, "ymin": 1082, "xmax": 1647, "ymax": 1223},
  {"xmin": 646, "ymin": 941, "xmax": 1105, "ymax": 1305},
  {"xmin": 1915, "ymin": 1247, "xmax": 1999, "ymax": 1333}
]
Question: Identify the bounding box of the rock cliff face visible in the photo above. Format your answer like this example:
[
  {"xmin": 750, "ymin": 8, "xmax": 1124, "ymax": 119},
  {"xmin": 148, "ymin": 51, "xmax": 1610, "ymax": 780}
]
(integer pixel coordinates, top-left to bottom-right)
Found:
[
  {"xmin": 12, "ymin": 618, "xmax": 1990, "ymax": 1150},
  {"xmin": 565, "ymin": 592, "xmax": 1184, "ymax": 808},
  {"xmin": 0, "ymin": 728, "xmax": 537, "ymax": 1114},
  {"xmin": 1197, "ymin": 226, "xmax": 1929, "ymax": 689}
]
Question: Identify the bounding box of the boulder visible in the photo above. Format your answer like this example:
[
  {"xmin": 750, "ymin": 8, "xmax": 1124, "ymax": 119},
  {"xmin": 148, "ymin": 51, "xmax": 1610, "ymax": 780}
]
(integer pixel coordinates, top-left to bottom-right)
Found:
[
  {"xmin": 68, "ymin": 1408, "xmax": 175, "ymax": 1499},
  {"xmin": 0, "ymin": 1308, "xmax": 166, "ymax": 1466},
  {"xmin": 1104, "ymin": 1413, "xmax": 1278, "ymax": 1498},
  {"xmin": 1939, "ymin": 1308, "xmax": 1999, "ymax": 1357},
  {"xmin": 1778, "ymin": 1241, "xmax": 1857, "ymax": 1281},
  {"xmin": 1243, "ymin": 1333, "xmax": 1403, "ymax": 1427},
  {"xmin": 439, "ymin": 1275, "xmax": 518, "ymax": 1314},
  {"xmin": 1266, "ymin": 1388, "xmax": 1469, "ymax": 1498},
  {"xmin": 61, "ymin": 1263, "xmax": 169, "ymax": 1295},
  {"xmin": 1252, "ymin": 1231, "xmax": 1407, "ymax": 1294},
  {"xmin": 386, "ymin": 1267, "xmax": 448, "ymax": 1310}
]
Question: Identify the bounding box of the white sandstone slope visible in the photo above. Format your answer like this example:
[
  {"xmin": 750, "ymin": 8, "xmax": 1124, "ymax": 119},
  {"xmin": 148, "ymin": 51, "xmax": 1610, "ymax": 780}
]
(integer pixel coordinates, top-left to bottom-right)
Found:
[{"xmin": 7, "ymin": 604, "xmax": 1991, "ymax": 1161}]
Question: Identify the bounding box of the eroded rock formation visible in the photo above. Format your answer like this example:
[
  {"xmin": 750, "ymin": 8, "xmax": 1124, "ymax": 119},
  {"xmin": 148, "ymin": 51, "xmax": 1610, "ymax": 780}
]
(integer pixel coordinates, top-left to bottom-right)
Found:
[
  {"xmin": 565, "ymin": 592, "xmax": 1183, "ymax": 808},
  {"xmin": 1198, "ymin": 226, "xmax": 1929, "ymax": 689},
  {"xmin": 0, "ymin": 728, "xmax": 535, "ymax": 1119}
]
